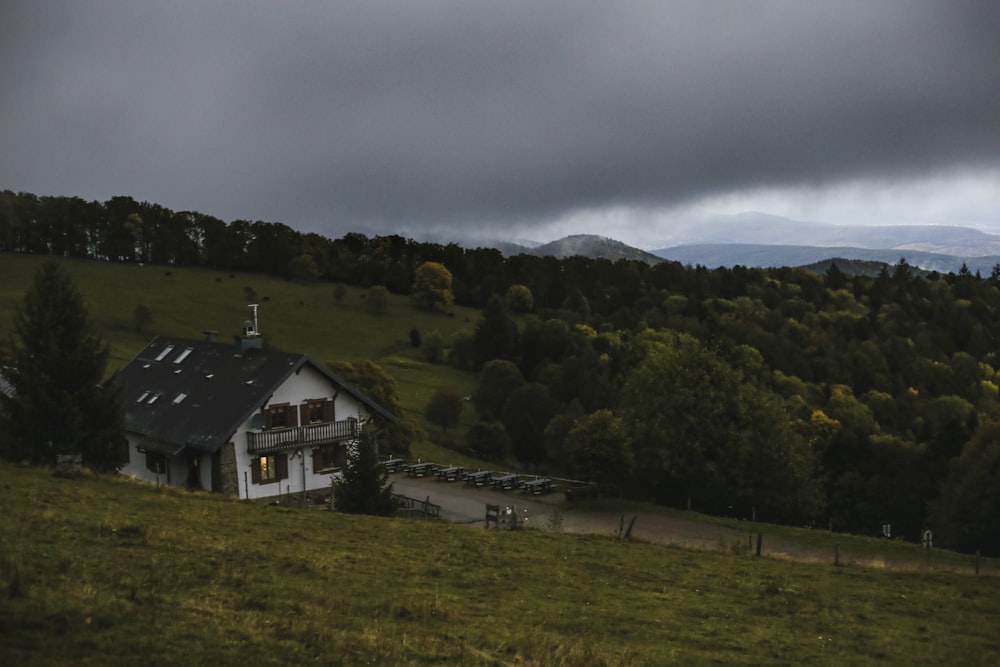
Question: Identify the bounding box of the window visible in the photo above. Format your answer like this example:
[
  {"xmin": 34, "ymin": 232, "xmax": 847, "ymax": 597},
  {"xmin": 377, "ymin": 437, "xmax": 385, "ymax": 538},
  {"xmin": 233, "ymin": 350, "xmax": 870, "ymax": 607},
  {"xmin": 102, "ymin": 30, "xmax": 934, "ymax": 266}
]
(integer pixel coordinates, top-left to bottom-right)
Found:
[
  {"xmin": 145, "ymin": 452, "xmax": 167, "ymax": 475},
  {"xmin": 264, "ymin": 403, "xmax": 297, "ymax": 430},
  {"xmin": 312, "ymin": 444, "xmax": 348, "ymax": 472},
  {"xmin": 251, "ymin": 454, "xmax": 288, "ymax": 484},
  {"xmin": 154, "ymin": 345, "xmax": 175, "ymax": 362},
  {"xmin": 304, "ymin": 398, "xmax": 334, "ymax": 424}
]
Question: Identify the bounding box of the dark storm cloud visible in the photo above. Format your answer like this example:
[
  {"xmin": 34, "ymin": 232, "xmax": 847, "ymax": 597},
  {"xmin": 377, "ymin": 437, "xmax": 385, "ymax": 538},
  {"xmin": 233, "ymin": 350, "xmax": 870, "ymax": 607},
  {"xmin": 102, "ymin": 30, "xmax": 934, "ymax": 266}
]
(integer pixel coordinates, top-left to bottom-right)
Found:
[{"xmin": 1, "ymin": 1, "xmax": 998, "ymax": 239}]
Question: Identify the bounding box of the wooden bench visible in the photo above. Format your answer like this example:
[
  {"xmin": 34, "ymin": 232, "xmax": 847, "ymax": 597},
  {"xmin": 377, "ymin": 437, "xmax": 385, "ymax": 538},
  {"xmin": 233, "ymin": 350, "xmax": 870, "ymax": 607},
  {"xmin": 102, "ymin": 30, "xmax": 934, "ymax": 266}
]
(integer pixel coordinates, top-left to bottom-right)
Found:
[
  {"xmin": 382, "ymin": 458, "xmax": 405, "ymax": 473},
  {"xmin": 521, "ymin": 478, "xmax": 552, "ymax": 495},
  {"xmin": 435, "ymin": 466, "xmax": 464, "ymax": 481},
  {"xmin": 404, "ymin": 462, "xmax": 436, "ymax": 477},
  {"xmin": 491, "ymin": 473, "xmax": 520, "ymax": 490},
  {"xmin": 464, "ymin": 470, "xmax": 493, "ymax": 486}
]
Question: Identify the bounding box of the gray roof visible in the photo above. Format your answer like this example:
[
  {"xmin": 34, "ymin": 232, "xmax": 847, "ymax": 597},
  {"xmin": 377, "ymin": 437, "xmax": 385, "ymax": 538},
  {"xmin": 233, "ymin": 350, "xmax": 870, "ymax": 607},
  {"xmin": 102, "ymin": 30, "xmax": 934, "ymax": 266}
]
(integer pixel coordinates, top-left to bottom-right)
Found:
[{"xmin": 116, "ymin": 336, "xmax": 397, "ymax": 454}]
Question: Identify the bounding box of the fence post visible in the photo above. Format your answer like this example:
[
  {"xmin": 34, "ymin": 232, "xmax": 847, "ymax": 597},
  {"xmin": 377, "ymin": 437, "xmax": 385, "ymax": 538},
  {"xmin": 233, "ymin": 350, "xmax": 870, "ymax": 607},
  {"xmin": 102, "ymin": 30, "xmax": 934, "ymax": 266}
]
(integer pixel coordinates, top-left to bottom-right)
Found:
[
  {"xmin": 755, "ymin": 533, "xmax": 763, "ymax": 557},
  {"xmin": 834, "ymin": 543, "xmax": 840, "ymax": 567}
]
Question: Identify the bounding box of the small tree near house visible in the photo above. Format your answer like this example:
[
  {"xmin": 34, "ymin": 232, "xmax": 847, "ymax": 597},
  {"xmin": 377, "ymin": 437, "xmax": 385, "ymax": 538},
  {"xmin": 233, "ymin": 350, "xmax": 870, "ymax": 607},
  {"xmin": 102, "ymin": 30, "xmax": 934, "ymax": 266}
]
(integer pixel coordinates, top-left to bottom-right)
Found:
[{"xmin": 333, "ymin": 427, "xmax": 396, "ymax": 516}]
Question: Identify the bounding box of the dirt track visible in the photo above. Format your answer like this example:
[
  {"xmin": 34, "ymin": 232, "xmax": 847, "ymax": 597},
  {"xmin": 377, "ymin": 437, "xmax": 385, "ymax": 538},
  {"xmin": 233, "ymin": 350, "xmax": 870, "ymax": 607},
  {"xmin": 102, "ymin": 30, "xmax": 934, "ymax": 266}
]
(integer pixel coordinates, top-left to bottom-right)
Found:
[{"xmin": 389, "ymin": 473, "xmax": 995, "ymax": 576}]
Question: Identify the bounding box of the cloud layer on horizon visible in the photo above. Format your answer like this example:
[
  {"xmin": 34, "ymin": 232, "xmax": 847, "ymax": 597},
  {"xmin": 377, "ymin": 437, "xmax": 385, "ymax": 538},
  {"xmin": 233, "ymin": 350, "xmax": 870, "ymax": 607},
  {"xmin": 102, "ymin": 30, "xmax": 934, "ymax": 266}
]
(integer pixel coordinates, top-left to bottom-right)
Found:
[{"xmin": 2, "ymin": 1, "xmax": 998, "ymax": 247}]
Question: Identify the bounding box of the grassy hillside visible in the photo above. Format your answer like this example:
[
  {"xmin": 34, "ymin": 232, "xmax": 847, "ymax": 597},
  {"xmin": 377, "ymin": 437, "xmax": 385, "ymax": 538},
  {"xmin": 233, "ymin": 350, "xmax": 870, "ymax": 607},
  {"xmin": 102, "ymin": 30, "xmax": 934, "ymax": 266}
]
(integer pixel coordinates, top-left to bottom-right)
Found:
[
  {"xmin": 1, "ymin": 462, "xmax": 998, "ymax": 665},
  {"xmin": 0, "ymin": 253, "xmax": 480, "ymax": 459}
]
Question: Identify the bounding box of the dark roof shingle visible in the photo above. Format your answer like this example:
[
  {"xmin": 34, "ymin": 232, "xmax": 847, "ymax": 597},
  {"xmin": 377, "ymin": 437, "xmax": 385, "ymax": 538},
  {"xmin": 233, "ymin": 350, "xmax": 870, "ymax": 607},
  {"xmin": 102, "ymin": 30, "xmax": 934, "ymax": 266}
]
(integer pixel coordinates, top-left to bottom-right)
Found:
[{"xmin": 117, "ymin": 336, "xmax": 395, "ymax": 453}]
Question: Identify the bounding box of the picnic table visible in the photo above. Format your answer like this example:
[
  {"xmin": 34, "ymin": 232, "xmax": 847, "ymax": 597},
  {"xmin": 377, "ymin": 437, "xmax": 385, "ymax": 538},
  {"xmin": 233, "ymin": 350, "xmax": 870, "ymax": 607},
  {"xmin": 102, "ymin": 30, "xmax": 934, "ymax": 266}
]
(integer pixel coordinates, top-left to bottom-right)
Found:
[
  {"xmin": 382, "ymin": 458, "xmax": 405, "ymax": 473},
  {"xmin": 435, "ymin": 465, "xmax": 464, "ymax": 481},
  {"xmin": 464, "ymin": 470, "xmax": 493, "ymax": 486},
  {"xmin": 491, "ymin": 473, "xmax": 520, "ymax": 490},
  {"xmin": 521, "ymin": 478, "xmax": 553, "ymax": 495},
  {"xmin": 404, "ymin": 462, "xmax": 436, "ymax": 477}
]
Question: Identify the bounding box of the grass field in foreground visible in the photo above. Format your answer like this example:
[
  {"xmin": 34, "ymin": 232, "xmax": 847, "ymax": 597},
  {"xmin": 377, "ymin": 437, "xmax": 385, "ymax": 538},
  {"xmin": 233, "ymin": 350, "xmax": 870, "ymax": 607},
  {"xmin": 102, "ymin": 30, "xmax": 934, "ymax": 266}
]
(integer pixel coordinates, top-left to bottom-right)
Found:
[{"xmin": 1, "ymin": 462, "xmax": 998, "ymax": 666}]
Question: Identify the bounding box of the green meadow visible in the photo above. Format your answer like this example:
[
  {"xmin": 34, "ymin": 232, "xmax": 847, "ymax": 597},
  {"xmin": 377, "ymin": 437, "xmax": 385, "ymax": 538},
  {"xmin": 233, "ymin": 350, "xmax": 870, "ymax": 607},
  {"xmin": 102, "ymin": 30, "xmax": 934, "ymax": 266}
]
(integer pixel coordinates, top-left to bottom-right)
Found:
[
  {"xmin": 1, "ymin": 462, "xmax": 998, "ymax": 665},
  {"xmin": 0, "ymin": 253, "xmax": 481, "ymax": 458}
]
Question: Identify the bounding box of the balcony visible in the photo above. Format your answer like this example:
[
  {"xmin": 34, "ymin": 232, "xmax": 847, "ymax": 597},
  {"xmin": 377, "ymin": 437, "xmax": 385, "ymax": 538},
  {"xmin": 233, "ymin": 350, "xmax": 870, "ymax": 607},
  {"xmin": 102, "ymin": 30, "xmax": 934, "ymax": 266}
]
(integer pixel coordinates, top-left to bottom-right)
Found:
[{"xmin": 246, "ymin": 419, "xmax": 359, "ymax": 455}]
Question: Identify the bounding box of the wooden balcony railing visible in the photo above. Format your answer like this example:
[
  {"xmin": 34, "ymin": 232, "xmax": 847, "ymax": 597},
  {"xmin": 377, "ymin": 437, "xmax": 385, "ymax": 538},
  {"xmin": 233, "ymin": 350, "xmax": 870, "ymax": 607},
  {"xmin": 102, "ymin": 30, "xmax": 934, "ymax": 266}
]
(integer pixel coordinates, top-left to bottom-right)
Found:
[{"xmin": 246, "ymin": 419, "xmax": 359, "ymax": 455}]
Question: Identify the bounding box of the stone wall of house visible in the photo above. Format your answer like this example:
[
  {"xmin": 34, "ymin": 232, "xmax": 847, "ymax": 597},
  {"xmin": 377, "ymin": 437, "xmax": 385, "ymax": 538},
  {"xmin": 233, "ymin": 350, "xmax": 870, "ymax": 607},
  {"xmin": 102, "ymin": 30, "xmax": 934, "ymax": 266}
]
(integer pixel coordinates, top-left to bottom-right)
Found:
[{"xmin": 218, "ymin": 442, "xmax": 239, "ymax": 496}]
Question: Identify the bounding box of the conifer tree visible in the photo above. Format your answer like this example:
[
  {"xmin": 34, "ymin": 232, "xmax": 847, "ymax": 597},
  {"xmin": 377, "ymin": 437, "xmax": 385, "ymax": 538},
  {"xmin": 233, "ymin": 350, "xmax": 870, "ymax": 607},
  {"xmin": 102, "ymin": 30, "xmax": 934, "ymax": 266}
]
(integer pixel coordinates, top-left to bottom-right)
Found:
[
  {"xmin": 333, "ymin": 427, "xmax": 396, "ymax": 516},
  {"xmin": 0, "ymin": 260, "xmax": 125, "ymax": 471}
]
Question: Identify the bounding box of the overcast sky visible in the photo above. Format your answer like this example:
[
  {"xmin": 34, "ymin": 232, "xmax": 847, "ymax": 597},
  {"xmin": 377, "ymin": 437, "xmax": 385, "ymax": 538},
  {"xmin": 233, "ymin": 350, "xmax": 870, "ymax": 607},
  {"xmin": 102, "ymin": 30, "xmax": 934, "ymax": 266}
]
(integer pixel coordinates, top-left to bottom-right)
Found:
[{"xmin": 2, "ymin": 1, "xmax": 998, "ymax": 248}]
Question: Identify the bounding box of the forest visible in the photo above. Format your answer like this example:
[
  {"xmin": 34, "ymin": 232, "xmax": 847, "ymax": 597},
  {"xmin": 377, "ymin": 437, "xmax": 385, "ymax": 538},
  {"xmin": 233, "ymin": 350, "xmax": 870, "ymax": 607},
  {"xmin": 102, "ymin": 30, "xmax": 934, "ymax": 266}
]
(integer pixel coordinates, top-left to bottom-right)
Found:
[{"xmin": 2, "ymin": 189, "xmax": 999, "ymax": 556}]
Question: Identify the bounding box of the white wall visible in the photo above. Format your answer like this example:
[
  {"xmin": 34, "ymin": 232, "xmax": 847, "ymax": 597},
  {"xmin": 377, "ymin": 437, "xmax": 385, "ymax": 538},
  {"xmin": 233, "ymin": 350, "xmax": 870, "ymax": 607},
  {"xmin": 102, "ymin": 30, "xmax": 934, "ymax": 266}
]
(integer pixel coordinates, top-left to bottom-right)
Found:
[
  {"xmin": 237, "ymin": 365, "xmax": 367, "ymax": 500},
  {"xmin": 121, "ymin": 363, "xmax": 370, "ymax": 499}
]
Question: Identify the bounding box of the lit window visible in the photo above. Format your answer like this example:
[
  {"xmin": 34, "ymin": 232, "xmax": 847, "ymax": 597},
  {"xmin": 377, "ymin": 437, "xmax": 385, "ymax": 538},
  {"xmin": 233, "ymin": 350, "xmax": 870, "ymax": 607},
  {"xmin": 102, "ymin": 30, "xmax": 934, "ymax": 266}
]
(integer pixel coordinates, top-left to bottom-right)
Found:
[{"xmin": 253, "ymin": 454, "xmax": 288, "ymax": 484}]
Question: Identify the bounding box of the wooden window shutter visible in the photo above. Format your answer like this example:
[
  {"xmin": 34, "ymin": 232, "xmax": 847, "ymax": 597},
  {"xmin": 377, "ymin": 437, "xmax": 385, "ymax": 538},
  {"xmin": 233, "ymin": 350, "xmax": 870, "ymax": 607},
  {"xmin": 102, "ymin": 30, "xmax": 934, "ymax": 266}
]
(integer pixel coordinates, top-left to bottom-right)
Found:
[
  {"xmin": 251, "ymin": 457, "xmax": 261, "ymax": 483},
  {"xmin": 312, "ymin": 447, "xmax": 321, "ymax": 471},
  {"xmin": 299, "ymin": 403, "xmax": 308, "ymax": 425},
  {"xmin": 323, "ymin": 399, "xmax": 335, "ymax": 422},
  {"xmin": 287, "ymin": 405, "xmax": 299, "ymax": 428},
  {"xmin": 277, "ymin": 454, "xmax": 289, "ymax": 480}
]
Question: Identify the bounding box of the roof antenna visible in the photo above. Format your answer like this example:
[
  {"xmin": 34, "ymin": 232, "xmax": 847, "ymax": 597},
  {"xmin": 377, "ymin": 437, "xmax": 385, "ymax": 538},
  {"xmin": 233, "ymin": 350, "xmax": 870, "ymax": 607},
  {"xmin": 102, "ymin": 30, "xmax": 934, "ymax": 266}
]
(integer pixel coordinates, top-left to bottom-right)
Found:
[{"xmin": 248, "ymin": 303, "xmax": 259, "ymax": 336}]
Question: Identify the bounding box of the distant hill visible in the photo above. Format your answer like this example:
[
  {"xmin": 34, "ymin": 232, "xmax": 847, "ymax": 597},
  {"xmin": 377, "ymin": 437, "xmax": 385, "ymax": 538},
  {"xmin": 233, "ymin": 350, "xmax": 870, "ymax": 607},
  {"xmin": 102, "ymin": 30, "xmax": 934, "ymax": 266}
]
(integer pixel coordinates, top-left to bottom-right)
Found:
[
  {"xmin": 651, "ymin": 243, "xmax": 1000, "ymax": 275},
  {"xmin": 800, "ymin": 258, "xmax": 915, "ymax": 278},
  {"xmin": 652, "ymin": 212, "xmax": 1000, "ymax": 255},
  {"xmin": 527, "ymin": 234, "xmax": 663, "ymax": 264}
]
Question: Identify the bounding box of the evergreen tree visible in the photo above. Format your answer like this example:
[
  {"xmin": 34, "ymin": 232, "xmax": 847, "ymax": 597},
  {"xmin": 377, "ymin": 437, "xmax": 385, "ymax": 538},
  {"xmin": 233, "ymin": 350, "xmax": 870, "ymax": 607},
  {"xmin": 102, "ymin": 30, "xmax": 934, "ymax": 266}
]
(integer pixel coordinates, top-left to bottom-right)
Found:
[
  {"xmin": 472, "ymin": 295, "xmax": 519, "ymax": 368},
  {"xmin": 0, "ymin": 260, "xmax": 125, "ymax": 471},
  {"xmin": 333, "ymin": 427, "xmax": 396, "ymax": 516}
]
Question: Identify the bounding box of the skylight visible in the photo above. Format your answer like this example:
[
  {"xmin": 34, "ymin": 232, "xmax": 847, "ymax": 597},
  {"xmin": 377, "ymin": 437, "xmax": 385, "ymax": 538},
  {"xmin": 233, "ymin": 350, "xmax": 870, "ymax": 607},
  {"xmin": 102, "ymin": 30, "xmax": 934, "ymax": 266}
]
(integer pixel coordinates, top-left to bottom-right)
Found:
[
  {"xmin": 136, "ymin": 391, "xmax": 149, "ymax": 403},
  {"xmin": 173, "ymin": 347, "xmax": 193, "ymax": 364},
  {"xmin": 147, "ymin": 394, "xmax": 160, "ymax": 405},
  {"xmin": 173, "ymin": 393, "xmax": 187, "ymax": 404},
  {"xmin": 154, "ymin": 345, "xmax": 175, "ymax": 362}
]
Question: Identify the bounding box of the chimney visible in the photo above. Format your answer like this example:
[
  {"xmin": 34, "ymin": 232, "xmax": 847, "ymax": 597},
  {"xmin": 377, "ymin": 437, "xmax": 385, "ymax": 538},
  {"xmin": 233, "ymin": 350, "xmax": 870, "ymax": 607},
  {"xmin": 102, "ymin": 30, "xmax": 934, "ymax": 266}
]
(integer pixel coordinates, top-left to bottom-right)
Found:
[{"xmin": 236, "ymin": 304, "xmax": 263, "ymax": 353}]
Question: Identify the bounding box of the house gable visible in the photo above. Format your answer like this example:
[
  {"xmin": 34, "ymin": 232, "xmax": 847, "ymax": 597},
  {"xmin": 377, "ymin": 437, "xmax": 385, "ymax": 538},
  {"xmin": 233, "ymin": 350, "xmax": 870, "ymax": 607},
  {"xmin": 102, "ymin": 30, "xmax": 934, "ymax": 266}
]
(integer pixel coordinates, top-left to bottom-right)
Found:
[{"xmin": 118, "ymin": 336, "xmax": 397, "ymax": 456}]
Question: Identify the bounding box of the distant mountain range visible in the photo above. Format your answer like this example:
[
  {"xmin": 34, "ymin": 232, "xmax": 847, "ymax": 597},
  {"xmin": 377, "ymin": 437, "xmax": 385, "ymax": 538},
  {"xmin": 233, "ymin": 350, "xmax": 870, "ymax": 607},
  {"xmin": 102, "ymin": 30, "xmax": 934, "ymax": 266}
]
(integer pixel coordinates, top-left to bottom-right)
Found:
[{"xmin": 489, "ymin": 213, "xmax": 1000, "ymax": 275}]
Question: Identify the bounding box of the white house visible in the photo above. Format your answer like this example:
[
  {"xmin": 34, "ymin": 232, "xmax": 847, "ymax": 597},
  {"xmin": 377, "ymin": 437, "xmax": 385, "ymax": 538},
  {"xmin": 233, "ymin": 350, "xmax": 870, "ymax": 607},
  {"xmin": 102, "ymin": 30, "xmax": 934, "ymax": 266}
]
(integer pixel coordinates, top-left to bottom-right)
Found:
[{"xmin": 117, "ymin": 326, "xmax": 396, "ymax": 500}]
